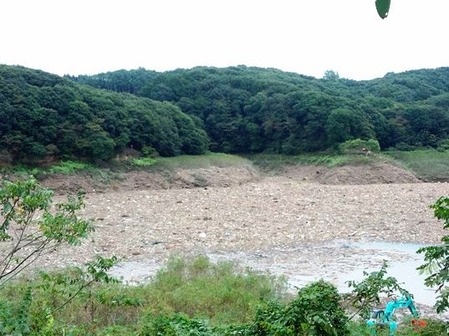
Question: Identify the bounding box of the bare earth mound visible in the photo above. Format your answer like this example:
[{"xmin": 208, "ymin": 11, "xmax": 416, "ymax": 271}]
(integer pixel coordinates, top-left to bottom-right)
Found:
[
  {"xmin": 41, "ymin": 165, "xmax": 261, "ymax": 194},
  {"xmin": 280, "ymin": 162, "xmax": 420, "ymax": 185}
]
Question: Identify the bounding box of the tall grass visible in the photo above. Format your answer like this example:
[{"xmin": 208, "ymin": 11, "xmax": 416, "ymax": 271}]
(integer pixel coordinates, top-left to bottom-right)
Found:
[
  {"xmin": 2, "ymin": 160, "xmax": 95, "ymax": 178},
  {"xmin": 249, "ymin": 153, "xmax": 380, "ymax": 171},
  {"xmin": 0, "ymin": 256, "xmax": 287, "ymax": 335},
  {"xmin": 50, "ymin": 161, "xmax": 93, "ymax": 174},
  {"xmin": 386, "ymin": 150, "xmax": 449, "ymax": 181},
  {"xmin": 150, "ymin": 153, "xmax": 253, "ymax": 170},
  {"xmin": 0, "ymin": 256, "xmax": 446, "ymax": 335},
  {"xmin": 1, "ymin": 160, "xmax": 116, "ymax": 187},
  {"xmin": 294, "ymin": 154, "xmax": 350, "ymax": 166},
  {"xmin": 143, "ymin": 256, "xmax": 287, "ymax": 325}
]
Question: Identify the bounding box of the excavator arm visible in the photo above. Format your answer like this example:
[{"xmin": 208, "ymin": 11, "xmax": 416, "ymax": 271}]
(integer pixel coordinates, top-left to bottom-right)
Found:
[{"xmin": 366, "ymin": 295, "xmax": 426, "ymax": 335}]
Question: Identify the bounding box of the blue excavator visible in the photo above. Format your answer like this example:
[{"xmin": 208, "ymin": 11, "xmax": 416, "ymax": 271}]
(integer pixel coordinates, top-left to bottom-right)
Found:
[{"xmin": 366, "ymin": 294, "xmax": 427, "ymax": 335}]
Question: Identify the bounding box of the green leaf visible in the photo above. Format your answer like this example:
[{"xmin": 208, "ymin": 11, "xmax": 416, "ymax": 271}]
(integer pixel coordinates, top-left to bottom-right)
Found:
[{"xmin": 375, "ymin": 0, "xmax": 391, "ymax": 19}]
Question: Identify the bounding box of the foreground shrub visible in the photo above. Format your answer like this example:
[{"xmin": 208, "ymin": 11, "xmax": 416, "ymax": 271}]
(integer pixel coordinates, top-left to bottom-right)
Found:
[
  {"xmin": 339, "ymin": 139, "xmax": 380, "ymax": 154},
  {"xmin": 0, "ymin": 256, "xmax": 119, "ymax": 335},
  {"xmin": 246, "ymin": 280, "xmax": 349, "ymax": 335},
  {"xmin": 138, "ymin": 313, "xmax": 219, "ymax": 336}
]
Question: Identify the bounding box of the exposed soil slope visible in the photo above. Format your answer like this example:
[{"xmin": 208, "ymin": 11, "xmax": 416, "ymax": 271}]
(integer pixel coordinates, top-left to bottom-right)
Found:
[{"xmin": 40, "ymin": 161, "xmax": 420, "ymax": 195}]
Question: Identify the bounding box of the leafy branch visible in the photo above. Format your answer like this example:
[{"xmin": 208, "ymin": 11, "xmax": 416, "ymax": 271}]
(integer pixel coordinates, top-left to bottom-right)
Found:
[
  {"xmin": 346, "ymin": 261, "xmax": 409, "ymax": 320},
  {"xmin": 376, "ymin": 0, "xmax": 391, "ymax": 19},
  {"xmin": 417, "ymin": 196, "xmax": 449, "ymax": 313},
  {"xmin": 0, "ymin": 178, "xmax": 94, "ymax": 285}
]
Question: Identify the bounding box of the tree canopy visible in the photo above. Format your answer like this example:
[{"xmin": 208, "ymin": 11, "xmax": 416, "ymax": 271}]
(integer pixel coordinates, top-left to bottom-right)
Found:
[
  {"xmin": 0, "ymin": 65, "xmax": 209, "ymax": 164},
  {"xmin": 1, "ymin": 64, "xmax": 448, "ymax": 164},
  {"xmin": 72, "ymin": 65, "xmax": 449, "ymax": 155}
]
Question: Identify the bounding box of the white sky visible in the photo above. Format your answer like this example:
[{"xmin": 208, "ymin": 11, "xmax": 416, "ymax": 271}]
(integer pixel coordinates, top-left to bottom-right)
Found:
[{"xmin": 1, "ymin": 0, "xmax": 448, "ymax": 80}]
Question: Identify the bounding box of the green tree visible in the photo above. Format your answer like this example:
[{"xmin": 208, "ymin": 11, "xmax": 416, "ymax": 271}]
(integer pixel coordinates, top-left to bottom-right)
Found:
[
  {"xmin": 325, "ymin": 108, "xmax": 374, "ymax": 147},
  {"xmin": 80, "ymin": 118, "xmax": 116, "ymax": 161},
  {"xmin": 0, "ymin": 178, "xmax": 93, "ymax": 285},
  {"xmin": 326, "ymin": 108, "xmax": 354, "ymax": 145},
  {"xmin": 248, "ymin": 280, "xmax": 349, "ymax": 335},
  {"xmin": 17, "ymin": 64, "xmax": 449, "ymax": 157},
  {"xmin": 417, "ymin": 196, "xmax": 449, "ymax": 313},
  {"xmin": 0, "ymin": 65, "xmax": 209, "ymax": 163},
  {"xmin": 323, "ymin": 70, "xmax": 340, "ymax": 81},
  {"xmin": 346, "ymin": 261, "xmax": 409, "ymax": 319}
]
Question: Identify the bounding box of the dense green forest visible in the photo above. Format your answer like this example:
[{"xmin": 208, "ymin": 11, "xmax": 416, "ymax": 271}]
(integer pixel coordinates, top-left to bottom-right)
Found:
[
  {"xmin": 70, "ymin": 66, "xmax": 449, "ymax": 154},
  {"xmin": 1, "ymin": 64, "xmax": 448, "ymax": 164},
  {"xmin": 0, "ymin": 65, "xmax": 209, "ymax": 164}
]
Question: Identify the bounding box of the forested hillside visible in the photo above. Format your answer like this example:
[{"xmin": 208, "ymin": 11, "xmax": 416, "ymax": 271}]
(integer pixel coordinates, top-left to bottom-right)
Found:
[
  {"xmin": 1, "ymin": 65, "xmax": 448, "ymax": 165},
  {"xmin": 0, "ymin": 65, "xmax": 209, "ymax": 164},
  {"xmin": 71, "ymin": 66, "xmax": 449, "ymax": 154}
]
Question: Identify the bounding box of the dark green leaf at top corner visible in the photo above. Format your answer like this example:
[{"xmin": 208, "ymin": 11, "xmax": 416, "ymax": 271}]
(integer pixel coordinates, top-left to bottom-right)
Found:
[{"xmin": 376, "ymin": 0, "xmax": 391, "ymax": 19}]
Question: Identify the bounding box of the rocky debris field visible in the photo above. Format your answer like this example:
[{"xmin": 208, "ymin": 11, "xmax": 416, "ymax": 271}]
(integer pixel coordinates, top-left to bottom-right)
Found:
[{"xmin": 33, "ymin": 162, "xmax": 449, "ymax": 318}]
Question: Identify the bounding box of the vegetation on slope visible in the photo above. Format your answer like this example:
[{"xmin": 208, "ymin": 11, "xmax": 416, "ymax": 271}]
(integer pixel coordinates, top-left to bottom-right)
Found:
[
  {"xmin": 2, "ymin": 64, "xmax": 449, "ymax": 165},
  {"xmin": 71, "ymin": 66, "xmax": 449, "ymax": 155},
  {"xmin": 385, "ymin": 149, "xmax": 449, "ymax": 182},
  {"xmin": 0, "ymin": 65, "xmax": 209, "ymax": 165}
]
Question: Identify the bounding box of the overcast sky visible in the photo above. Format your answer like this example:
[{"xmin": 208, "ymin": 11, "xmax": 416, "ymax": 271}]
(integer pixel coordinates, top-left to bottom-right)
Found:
[{"xmin": 1, "ymin": 0, "xmax": 448, "ymax": 80}]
